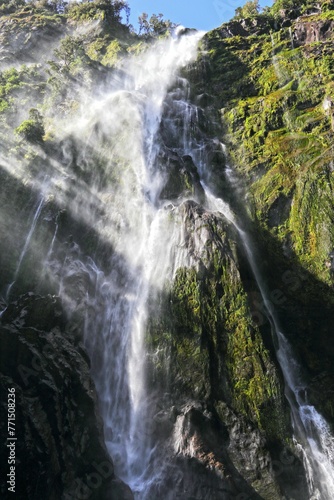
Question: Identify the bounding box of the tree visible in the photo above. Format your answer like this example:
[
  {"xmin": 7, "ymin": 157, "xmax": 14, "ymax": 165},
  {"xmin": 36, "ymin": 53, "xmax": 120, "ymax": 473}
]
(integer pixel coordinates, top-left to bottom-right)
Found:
[
  {"xmin": 15, "ymin": 109, "xmax": 45, "ymax": 144},
  {"xmin": 138, "ymin": 12, "xmax": 176, "ymax": 37},
  {"xmin": 50, "ymin": 35, "xmax": 87, "ymax": 73},
  {"xmin": 66, "ymin": 0, "xmax": 130, "ymax": 25},
  {"xmin": 0, "ymin": 0, "xmax": 25, "ymax": 14},
  {"xmin": 234, "ymin": 0, "xmax": 260, "ymax": 19}
]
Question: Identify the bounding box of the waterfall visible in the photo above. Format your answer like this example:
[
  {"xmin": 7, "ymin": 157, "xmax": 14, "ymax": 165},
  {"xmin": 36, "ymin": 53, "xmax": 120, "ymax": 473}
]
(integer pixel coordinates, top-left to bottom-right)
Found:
[
  {"xmin": 2, "ymin": 21, "xmax": 334, "ymax": 499},
  {"xmin": 44, "ymin": 30, "xmax": 206, "ymax": 497},
  {"xmin": 91, "ymin": 30, "xmax": 334, "ymax": 497},
  {"xmin": 288, "ymin": 27, "xmax": 294, "ymax": 49},
  {"xmin": 204, "ymin": 158, "xmax": 334, "ymax": 500},
  {"xmin": 4, "ymin": 195, "xmax": 44, "ymax": 302}
]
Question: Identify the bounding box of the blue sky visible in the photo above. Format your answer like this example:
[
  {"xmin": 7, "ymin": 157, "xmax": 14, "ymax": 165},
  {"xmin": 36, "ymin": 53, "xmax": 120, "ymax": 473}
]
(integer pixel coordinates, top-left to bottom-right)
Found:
[{"xmin": 128, "ymin": 0, "xmax": 274, "ymax": 32}]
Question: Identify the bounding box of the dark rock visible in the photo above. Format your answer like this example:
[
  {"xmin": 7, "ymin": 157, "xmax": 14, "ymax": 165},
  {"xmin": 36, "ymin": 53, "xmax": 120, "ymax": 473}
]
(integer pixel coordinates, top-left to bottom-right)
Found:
[
  {"xmin": 292, "ymin": 18, "xmax": 334, "ymax": 45},
  {"xmin": 218, "ymin": 16, "xmax": 275, "ymax": 39},
  {"xmin": 267, "ymin": 193, "xmax": 292, "ymax": 228},
  {"xmin": 144, "ymin": 401, "xmax": 283, "ymax": 499},
  {"xmin": 195, "ymin": 92, "xmax": 215, "ymax": 108},
  {"xmin": 176, "ymin": 27, "xmax": 198, "ymax": 37},
  {"xmin": 0, "ymin": 293, "xmax": 133, "ymax": 499},
  {"xmin": 159, "ymin": 150, "xmax": 205, "ymax": 204},
  {"xmin": 1, "ymin": 293, "xmax": 66, "ymax": 332},
  {"xmin": 278, "ymin": 9, "xmax": 301, "ymax": 26}
]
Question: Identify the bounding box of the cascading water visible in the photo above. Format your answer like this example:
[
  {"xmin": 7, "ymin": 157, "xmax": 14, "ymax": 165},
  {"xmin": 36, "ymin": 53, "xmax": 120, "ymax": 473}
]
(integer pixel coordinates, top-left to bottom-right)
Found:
[
  {"xmin": 206, "ymin": 182, "xmax": 334, "ymax": 499},
  {"xmin": 45, "ymin": 30, "xmax": 206, "ymax": 497},
  {"xmin": 3, "ymin": 22, "xmax": 334, "ymax": 499},
  {"xmin": 4, "ymin": 195, "xmax": 44, "ymax": 302}
]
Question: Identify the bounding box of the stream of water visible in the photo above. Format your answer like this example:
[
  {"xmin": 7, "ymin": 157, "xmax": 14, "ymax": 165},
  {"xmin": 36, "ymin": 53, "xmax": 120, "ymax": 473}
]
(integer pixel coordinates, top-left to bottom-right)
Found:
[
  {"xmin": 5, "ymin": 196, "xmax": 44, "ymax": 301},
  {"xmin": 54, "ymin": 30, "xmax": 206, "ymax": 497},
  {"xmin": 3, "ymin": 28, "xmax": 334, "ymax": 499},
  {"xmin": 56, "ymin": 29, "xmax": 334, "ymax": 499}
]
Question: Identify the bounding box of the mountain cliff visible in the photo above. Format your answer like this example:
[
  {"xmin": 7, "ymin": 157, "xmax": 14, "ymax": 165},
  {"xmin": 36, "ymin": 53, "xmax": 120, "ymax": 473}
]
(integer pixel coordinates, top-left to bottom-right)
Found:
[{"xmin": 0, "ymin": 1, "xmax": 334, "ymax": 499}]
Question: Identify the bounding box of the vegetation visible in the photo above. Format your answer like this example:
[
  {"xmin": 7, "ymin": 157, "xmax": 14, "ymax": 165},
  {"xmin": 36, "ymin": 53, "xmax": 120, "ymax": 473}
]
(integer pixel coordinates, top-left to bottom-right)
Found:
[
  {"xmin": 15, "ymin": 109, "xmax": 45, "ymax": 143},
  {"xmin": 66, "ymin": 0, "xmax": 130, "ymax": 24},
  {"xmin": 234, "ymin": 0, "xmax": 260, "ymax": 19},
  {"xmin": 138, "ymin": 12, "xmax": 177, "ymax": 37},
  {"xmin": 202, "ymin": 0, "xmax": 334, "ymax": 283}
]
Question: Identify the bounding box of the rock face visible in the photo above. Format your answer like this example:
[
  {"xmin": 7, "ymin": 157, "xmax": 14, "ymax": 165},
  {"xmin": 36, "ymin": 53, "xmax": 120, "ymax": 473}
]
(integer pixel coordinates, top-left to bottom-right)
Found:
[
  {"xmin": 146, "ymin": 201, "xmax": 308, "ymax": 498},
  {"xmin": 293, "ymin": 18, "xmax": 334, "ymax": 44},
  {"xmin": 1, "ymin": 1, "xmax": 334, "ymax": 499},
  {"xmin": 0, "ymin": 294, "xmax": 133, "ymax": 500},
  {"xmin": 200, "ymin": 0, "xmax": 334, "ymax": 427},
  {"xmin": 217, "ymin": 16, "xmax": 275, "ymax": 39},
  {"xmin": 0, "ymin": 11, "xmax": 67, "ymax": 67}
]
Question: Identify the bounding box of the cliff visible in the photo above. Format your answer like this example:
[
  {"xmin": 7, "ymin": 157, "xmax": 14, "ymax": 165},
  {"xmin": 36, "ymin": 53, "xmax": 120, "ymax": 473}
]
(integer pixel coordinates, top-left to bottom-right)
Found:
[
  {"xmin": 0, "ymin": 1, "xmax": 334, "ymax": 499},
  {"xmin": 197, "ymin": 0, "xmax": 334, "ymax": 424}
]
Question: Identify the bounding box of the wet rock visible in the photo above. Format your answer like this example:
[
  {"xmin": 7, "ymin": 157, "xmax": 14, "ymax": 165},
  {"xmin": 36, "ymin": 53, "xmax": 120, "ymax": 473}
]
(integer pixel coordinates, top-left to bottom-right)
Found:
[
  {"xmin": 195, "ymin": 92, "xmax": 215, "ymax": 108},
  {"xmin": 1, "ymin": 293, "xmax": 66, "ymax": 332},
  {"xmin": 0, "ymin": 293, "xmax": 133, "ymax": 499},
  {"xmin": 159, "ymin": 150, "xmax": 205, "ymax": 203},
  {"xmin": 145, "ymin": 401, "xmax": 281, "ymax": 499},
  {"xmin": 215, "ymin": 402, "xmax": 308, "ymax": 500}
]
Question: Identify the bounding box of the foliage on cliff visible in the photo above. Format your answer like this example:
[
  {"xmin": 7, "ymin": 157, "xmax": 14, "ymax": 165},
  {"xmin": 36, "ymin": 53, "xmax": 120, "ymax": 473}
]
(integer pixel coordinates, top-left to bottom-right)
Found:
[
  {"xmin": 193, "ymin": 0, "xmax": 334, "ymax": 428},
  {"xmin": 203, "ymin": 0, "xmax": 334, "ymax": 285},
  {"xmin": 1, "ymin": 2, "xmax": 334, "ymax": 497},
  {"xmin": 146, "ymin": 203, "xmax": 290, "ymax": 451}
]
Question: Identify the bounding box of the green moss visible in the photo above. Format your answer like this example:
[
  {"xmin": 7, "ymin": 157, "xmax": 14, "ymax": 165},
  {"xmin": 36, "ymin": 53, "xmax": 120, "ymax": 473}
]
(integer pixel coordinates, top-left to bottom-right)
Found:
[
  {"xmin": 146, "ymin": 229, "xmax": 288, "ymax": 440},
  {"xmin": 204, "ymin": 11, "xmax": 334, "ymax": 284},
  {"xmin": 101, "ymin": 39, "xmax": 122, "ymax": 66}
]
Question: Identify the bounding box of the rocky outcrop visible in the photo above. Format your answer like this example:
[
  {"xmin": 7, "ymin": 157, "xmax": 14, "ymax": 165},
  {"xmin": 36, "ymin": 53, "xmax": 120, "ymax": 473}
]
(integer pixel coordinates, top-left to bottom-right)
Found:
[
  {"xmin": 217, "ymin": 16, "xmax": 275, "ymax": 39},
  {"xmin": 145, "ymin": 200, "xmax": 308, "ymax": 498},
  {"xmin": 0, "ymin": 11, "xmax": 67, "ymax": 67},
  {"xmin": 292, "ymin": 17, "xmax": 334, "ymax": 45},
  {"xmin": 0, "ymin": 293, "xmax": 133, "ymax": 500},
  {"xmin": 140, "ymin": 397, "xmax": 307, "ymax": 499}
]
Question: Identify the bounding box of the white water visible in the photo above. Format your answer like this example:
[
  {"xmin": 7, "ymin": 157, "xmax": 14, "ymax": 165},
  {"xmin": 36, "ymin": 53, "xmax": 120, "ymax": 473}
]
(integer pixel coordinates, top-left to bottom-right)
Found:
[
  {"xmin": 46, "ymin": 31, "xmax": 206, "ymax": 497},
  {"xmin": 206, "ymin": 169, "xmax": 334, "ymax": 499},
  {"xmin": 2, "ymin": 26, "xmax": 334, "ymax": 499},
  {"xmin": 5, "ymin": 196, "xmax": 44, "ymax": 301}
]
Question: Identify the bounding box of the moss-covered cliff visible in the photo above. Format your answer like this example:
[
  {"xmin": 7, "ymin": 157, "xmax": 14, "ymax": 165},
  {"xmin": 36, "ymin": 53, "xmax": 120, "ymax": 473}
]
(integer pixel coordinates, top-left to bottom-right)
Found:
[
  {"xmin": 1, "ymin": 1, "xmax": 334, "ymax": 499},
  {"xmin": 203, "ymin": 1, "xmax": 334, "ymax": 283},
  {"xmin": 193, "ymin": 0, "xmax": 334, "ymax": 427}
]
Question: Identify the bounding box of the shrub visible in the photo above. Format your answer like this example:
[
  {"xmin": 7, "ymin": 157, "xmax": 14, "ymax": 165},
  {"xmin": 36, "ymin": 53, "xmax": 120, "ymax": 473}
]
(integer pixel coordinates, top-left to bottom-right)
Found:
[
  {"xmin": 15, "ymin": 109, "xmax": 45, "ymax": 143},
  {"xmin": 66, "ymin": 0, "xmax": 129, "ymax": 24},
  {"xmin": 234, "ymin": 0, "xmax": 260, "ymax": 19}
]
